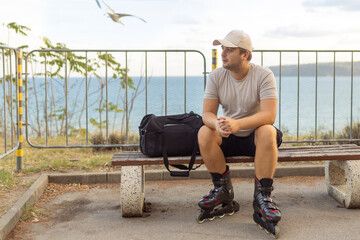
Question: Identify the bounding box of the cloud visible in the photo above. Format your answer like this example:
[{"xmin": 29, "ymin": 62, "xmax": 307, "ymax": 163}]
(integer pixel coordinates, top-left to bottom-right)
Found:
[
  {"xmin": 265, "ymin": 26, "xmax": 334, "ymax": 38},
  {"xmin": 172, "ymin": 15, "xmax": 199, "ymax": 24},
  {"xmin": 303, "ymin": 0, "xmax": 360, "ymax": 11}
]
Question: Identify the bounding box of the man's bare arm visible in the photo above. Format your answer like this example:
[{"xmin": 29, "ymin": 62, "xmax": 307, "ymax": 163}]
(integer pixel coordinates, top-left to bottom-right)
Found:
[
  {"xmin": 202, "ymin": 98, "xmax": 219, "ymax": 129},
  {"xmin": 219, "ymin": 99, "xmax": 277, "ymax": 133},
  {"xmin": 202, "ymin": 98, "xmax": 231, "ymax": 137}
]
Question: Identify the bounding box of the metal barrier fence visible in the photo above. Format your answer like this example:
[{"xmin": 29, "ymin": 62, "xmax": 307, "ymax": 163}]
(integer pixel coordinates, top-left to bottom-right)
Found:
[
  {"xmin": 21, "ymin": 48, "xmax": 360, "ymax": 150},
  {"xmin": 0, "ymin": 45, "xmax": 19, "ymax": 159},
  {"xmin": 253, "ymin": 50, "xmax": 360, "ymax": 143},
  {"xmin": 24, "ymin": 49, "xmax": 207, "ymax": 148}
]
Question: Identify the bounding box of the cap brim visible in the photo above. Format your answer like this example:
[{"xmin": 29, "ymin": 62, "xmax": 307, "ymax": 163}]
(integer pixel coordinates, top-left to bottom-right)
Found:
[{"xmin": 213, "ymin": 39, "xmax": 238, "ymax": 47}]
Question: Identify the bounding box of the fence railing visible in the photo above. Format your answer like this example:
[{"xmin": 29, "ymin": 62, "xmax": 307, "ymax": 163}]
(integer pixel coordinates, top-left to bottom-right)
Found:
[
  {"xmin": 24, "ymin": 49, "xmax": 207, "ymax": 148},
  {"xmin": 0, "ymin": 45, "xmax": 19, "ymax": 159},
  {"xmin": 17, "ymin": 48, "xmax": 360, "ymax": 150},
  {"xmin": 253, "ymin": 50, "xmax": 360, "ymax": 143}
]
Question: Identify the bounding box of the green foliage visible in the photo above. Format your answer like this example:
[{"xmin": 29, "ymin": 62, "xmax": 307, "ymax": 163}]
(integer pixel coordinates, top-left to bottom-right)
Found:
[
  {"xmin": 94, "ymin": 102, "xmax": 122, "ymax": 113},
  {"xmin": 1, "ymin": 22, "xmax": 31, "ymax": 57},
  {"xmin": 47, "ymin": 107, "xmax": 66, "ymax": 122},
  {"xmin": 0, "ymin": 170, "xmax": 16, "ymax": 189},
  {"xmin": 5, "ymin": 22, "xmax": 31, "ymax": 36},
  {"xmin": 69, "ymin": 127, "xmax": 86, "ymax": 137},
  {"xmin": 91, "ymin": 52, "xmax": 134, "ymax": 89},
  {"xmin": 108, "ymin": 102, "xmax": 122, "ymax": 113},
  {"xmin": 21, "ymin": 203, "xmax": 48, "ymax": 222},
  {"xmin": 21, "ymin": 204, "xmax": 36, "ymax": 221},
  {"xmin": 17, "ymin": 44, "xmax": 29, "ymax": 49},
  {"xmin": 0, "ymin": 169, "xmax": 17, "ymax": 192},
  {"xmin": 90, "ymin": 102, "xmax": 123, "ymax": 130},
  {"xmin": 2, "ymin": 21, "xmax": 141, "ymax": 140},
  {"xmin": 89, "ymin": 118, "xmax": 107, "ymax": 130},
  {"xmin": 39, "ymin": 37, "xmax": 87, "ymax": 78}
]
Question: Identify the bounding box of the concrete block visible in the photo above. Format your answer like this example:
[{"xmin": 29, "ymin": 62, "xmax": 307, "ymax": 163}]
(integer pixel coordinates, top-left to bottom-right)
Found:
[
  {"xmin": 120, "ymin": 166, "xmax": 145, "ymax": 217},
  {"xmin": 189, "ymin": 169, "xmax": 211, "ymax": 179},
  {"xmin": 49, "ymin": 173, "xmax": 107, "ymax": 184},
  {"xmin": 325, "ymin": 160, "xmax": 360, "ymax": 208},
  {"xmin": 162, "ymin": 169, "xmax": 210, "ymax": 180},
  {"xmin": 145, "ymin": 169, "xmax": 164, "ymax": 181},
  {"xmin": 107, "ymin": 172, "xmax": 121, "ymax": 183},
  {"xmin": 231, "ymin": 167, "xmax": 255, "ymax": 178},
  {"xmin": 275, "ymin": 165, "xmax": 324, "ymax": 178}
]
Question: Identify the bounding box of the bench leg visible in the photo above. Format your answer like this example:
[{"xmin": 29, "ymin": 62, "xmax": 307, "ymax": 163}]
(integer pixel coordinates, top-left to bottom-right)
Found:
[
  {"xmin": 325, "ymin": 160, "xmax": 360, "ymax": 208},
  {"xmin": 120, "ymin": 166, "xmax": 145, "ymax": 217}
]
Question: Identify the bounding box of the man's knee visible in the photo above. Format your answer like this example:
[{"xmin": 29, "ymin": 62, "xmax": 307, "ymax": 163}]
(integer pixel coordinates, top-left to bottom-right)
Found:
[
  {"xmin": 198, "ymin": 125, "xmax": 221, "ymax": 147},
  {"xmin": 254, "ymin": 125, "xmax": 277, "ymax": 147}
]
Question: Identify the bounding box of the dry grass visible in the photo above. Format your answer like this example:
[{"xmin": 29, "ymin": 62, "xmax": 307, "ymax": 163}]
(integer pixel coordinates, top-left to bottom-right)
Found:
[{"xmin": 0, "ymin": 137, "xmax": 122, "ymax": 201}]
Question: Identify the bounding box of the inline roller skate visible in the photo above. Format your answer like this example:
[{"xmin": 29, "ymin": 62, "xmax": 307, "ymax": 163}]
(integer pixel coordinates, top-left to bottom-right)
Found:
[
  {"xmin": 253, "ymin": 177, "xmax": 281, "ymax": 239},
  {"xmin": 196, "ymin": 167, "xmax": 240, "ymax": 223}
]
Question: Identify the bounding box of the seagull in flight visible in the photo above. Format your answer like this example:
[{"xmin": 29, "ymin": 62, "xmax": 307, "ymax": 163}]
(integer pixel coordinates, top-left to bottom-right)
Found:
[{"xmin": 95, "ymin": 0, "xmax": 147, "ymax": 25}]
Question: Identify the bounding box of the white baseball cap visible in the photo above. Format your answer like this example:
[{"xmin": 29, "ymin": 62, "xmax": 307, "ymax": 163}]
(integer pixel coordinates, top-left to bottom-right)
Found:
[{"xmin": 213, "ymin": 30, "xmax": 254, "ymax": 52}]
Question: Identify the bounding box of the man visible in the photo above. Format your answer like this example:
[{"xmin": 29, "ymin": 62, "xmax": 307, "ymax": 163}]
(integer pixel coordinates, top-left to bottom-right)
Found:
[{"xmin": 196, "ymin": 30, "xmax": 282, "ymax": 238}]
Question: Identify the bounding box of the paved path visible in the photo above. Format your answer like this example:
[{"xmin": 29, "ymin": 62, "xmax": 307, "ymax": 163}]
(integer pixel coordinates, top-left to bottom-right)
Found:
[{"xmin": 19, "ymin": 177, "xmax": 360, "ymax": 240}]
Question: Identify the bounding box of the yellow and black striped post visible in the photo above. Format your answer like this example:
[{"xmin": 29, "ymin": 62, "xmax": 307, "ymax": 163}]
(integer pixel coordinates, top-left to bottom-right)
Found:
[
  {"xmin": 212, "ymin": 49, "xmax": 217, "ymax": 70},
  {"xmin": 16, "ymin": 49, "xmax": 23, "ymax": 170}
]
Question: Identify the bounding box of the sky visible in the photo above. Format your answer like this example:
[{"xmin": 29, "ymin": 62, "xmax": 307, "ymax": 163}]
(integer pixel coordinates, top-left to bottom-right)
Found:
[{"xmin": 1, "ymin": 0, "xmax": 360, "ymax": 74}]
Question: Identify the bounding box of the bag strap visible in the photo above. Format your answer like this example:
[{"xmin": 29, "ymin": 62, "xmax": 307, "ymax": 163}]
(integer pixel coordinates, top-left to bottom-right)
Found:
[
  {"xmin": 165, "ymin": 111, "xmax": 195, "ymax": 121},
  {"xmin": 161, "ymin": 134, "xmax": 202, "ymax": 177}
]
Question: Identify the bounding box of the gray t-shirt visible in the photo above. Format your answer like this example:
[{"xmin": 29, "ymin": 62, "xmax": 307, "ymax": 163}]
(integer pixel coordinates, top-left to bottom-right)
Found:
[{"xmin": 204, "ymin": 63, "xmax": 278, "ymax": 137}]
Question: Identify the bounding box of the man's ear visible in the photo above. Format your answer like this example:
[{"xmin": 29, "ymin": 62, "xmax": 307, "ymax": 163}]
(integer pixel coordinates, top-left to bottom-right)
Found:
[{"xmin": 243, "ymin": 50, "xmax": 250, "ymax": 61}]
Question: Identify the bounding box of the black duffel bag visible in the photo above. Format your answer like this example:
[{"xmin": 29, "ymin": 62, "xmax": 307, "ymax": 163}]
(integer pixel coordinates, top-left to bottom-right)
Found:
[{"xmin": 139, "ymin": 111, "xmax": 204, "ymax": 177}]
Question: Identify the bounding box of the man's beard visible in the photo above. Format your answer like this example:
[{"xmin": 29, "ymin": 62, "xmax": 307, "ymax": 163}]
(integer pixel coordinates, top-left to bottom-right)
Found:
[{"xmin": 223, "ymin": 62, "xmax": 239, "ymax": 72}]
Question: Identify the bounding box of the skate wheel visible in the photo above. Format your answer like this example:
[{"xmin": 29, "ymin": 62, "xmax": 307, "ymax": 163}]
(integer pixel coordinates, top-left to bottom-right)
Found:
[
  {"xmin": 272, "ymin": 225, "xmax": 280, "ymax": 239},
  {"xmin": 196, "ymin": 213, "xmax": 205, "ymax": 224},
  {"xmin": 218, "ymin": 214, "xmax": 226, "ymax": 219},
  {"xmin": 228, "ymin": 210, "xmax": 235, "ymax": 216},
  {"xmin": 208, "ymin": 216, "xmax": 215, "ymax": 221}
]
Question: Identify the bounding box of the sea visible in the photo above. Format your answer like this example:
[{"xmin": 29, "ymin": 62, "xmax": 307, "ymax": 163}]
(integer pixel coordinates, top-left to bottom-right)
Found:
[{"xmin": 19, "ymin": 74, "xmax": 360, "ymax": 137}]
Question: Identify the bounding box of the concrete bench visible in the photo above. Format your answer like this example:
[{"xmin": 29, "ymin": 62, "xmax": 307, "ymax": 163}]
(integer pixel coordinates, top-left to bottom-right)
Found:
[{"xmin": 111, "ymin": 144, "xmax": 360, "ymax": 217}]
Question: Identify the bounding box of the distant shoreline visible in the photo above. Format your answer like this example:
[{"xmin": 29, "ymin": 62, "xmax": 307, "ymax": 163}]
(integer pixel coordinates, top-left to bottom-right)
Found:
[{"xmin": 269, "ymin": 61, "xmax": 360, "ymax": 76}]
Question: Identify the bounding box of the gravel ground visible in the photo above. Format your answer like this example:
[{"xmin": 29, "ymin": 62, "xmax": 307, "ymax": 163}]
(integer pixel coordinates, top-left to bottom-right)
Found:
[{"xmin": 6, "ymin": 176, "xmax": 360, "ymax": 240}]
